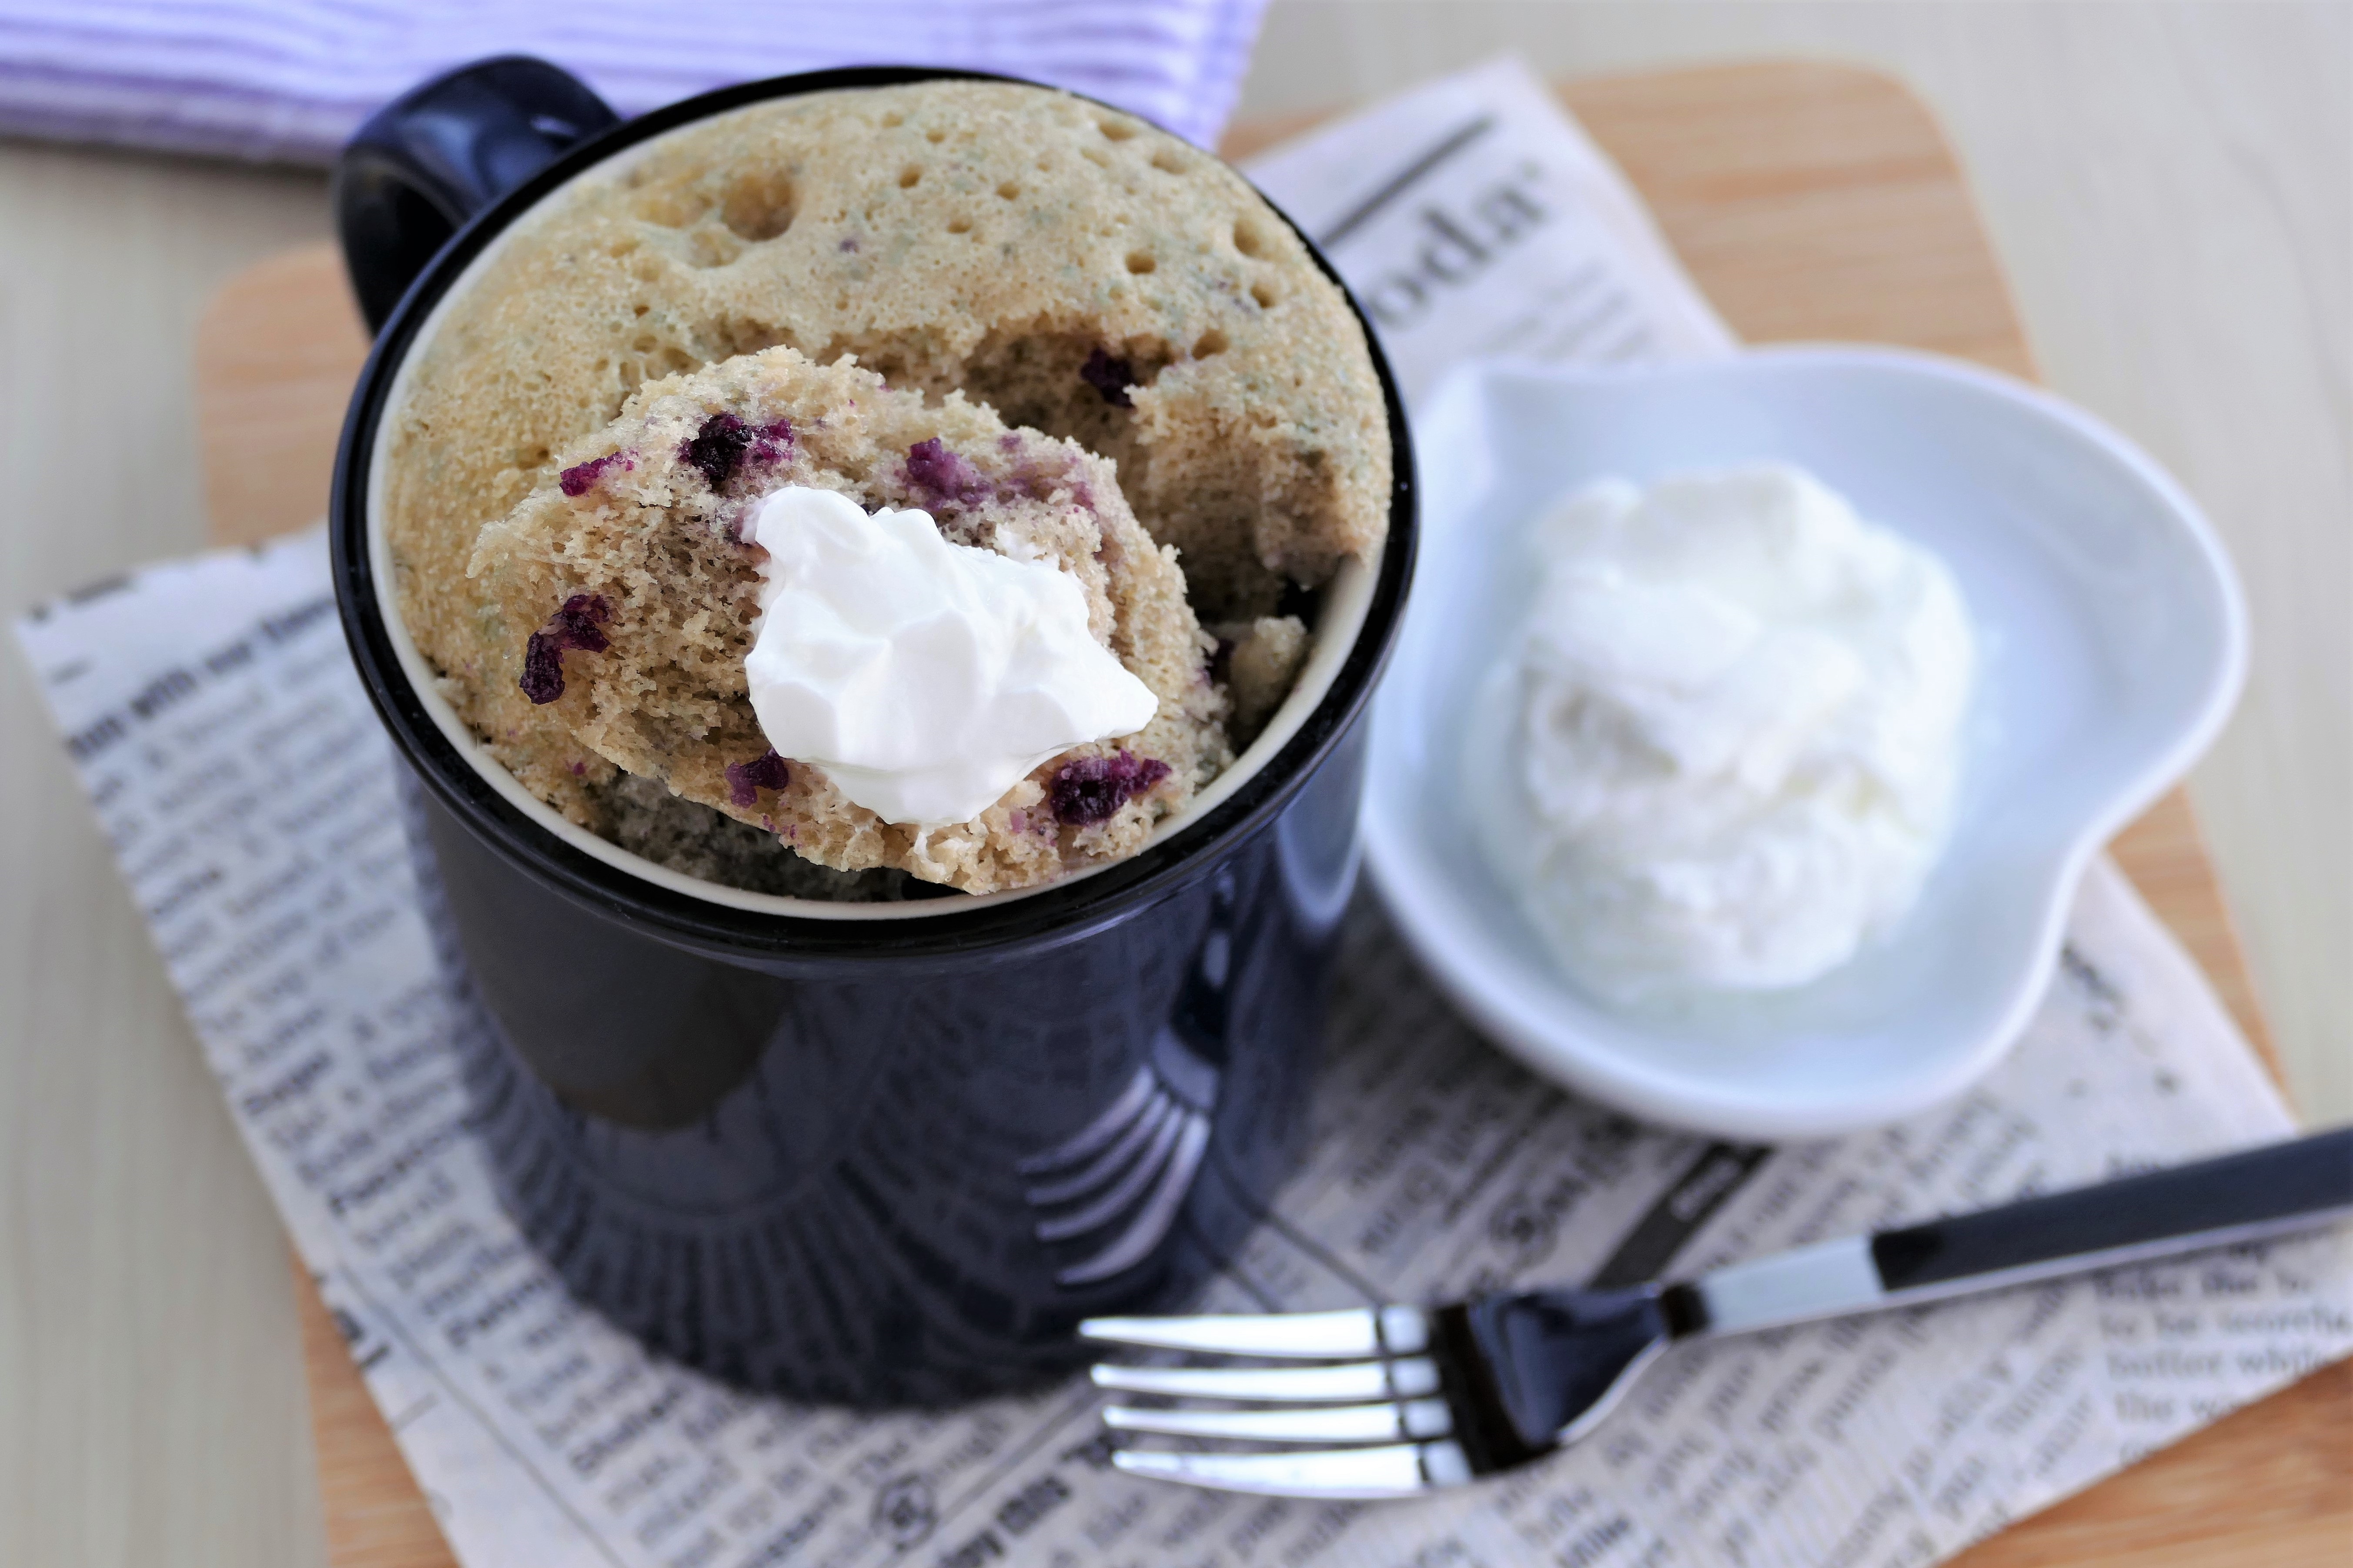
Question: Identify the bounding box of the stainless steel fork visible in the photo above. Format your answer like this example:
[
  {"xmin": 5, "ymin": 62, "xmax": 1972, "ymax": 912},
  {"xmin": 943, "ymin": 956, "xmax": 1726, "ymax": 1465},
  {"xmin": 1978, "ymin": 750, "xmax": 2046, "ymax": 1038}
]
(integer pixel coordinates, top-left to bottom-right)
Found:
[{"xmin": 1082, "ymin": 1127, "xmax": 2353, "ymax": 1497}]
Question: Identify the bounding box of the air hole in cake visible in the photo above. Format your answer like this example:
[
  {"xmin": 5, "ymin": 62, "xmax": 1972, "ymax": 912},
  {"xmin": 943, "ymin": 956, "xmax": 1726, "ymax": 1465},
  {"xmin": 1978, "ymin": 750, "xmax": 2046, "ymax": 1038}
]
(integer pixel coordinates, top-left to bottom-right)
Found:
[
  {"xmin": 996, "ymin": 181, "xmax": 1020, "ymax": 200},
  {"xmin": 947, "ymin": 216, "xmax": 972, "ymax": 235},
  {"xmin": 686, "ymin": 228, "xmax": 741, "ymax": 269},
  {"xmin": 631, "ymin": 302, "xmax": 650, "ymax": 318},
  {"xmin": 899, "ymin": 166, "xmax": 922, "ymax": 189},
  {"xmin": 880, "ymin": 110, "xmax": 905, "ymax": 128},
  {"xmin": 1098, "ymin": 118, "xmax": 1137, "ymax": 142},
  {"xmin": 1193, "ymin": 329, "xmax": 1229, "ymax": 358},
  {"xmin": 712, "ymin": 317, "xmax": 794, "ymax": 357},
  {"xmin": 844, "ymin": 343, "xmax": 922, "ymax": 387},
  {"xmin": 1251, "ymin": 280, "xmax": 1280, "ymax": 309},
  {"xmin": 719, "ymin": 170, "xmax": 795, "ymax": 241},
  {"xmin": 1151, "ymin": 148, "xmax": 1187, "ymax": 175},
  {"xmin": 1125, "ymin": 251, "xmax": 1156, "ymax": 275},
  {"xmin": 1233, "ymin": 217, "xmax": 1267, "ymax": 257},
  {"xmin": 635, "ymin": 190, "xmax": 708, "ymax": 229},
  {"xmin": 925, "ymin": 127, "xmax": 946, "ymax": 143}
]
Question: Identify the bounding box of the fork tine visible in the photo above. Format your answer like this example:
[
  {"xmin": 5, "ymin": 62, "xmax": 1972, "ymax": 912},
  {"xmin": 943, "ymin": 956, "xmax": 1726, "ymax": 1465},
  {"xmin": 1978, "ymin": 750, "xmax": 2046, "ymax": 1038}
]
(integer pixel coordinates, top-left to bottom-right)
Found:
[
  {"xmin": 1080, "ymin": 1305, "xmax": 1429, "ymax": 1358},
  {"xmin": 1103, "ymin": 1397, "xmax": 1453, "ymax": 1444},
  {"xmin": 1110, "ymin": 1441, "xmax": 1475, "ymax": 1498},
  {"xmin": 1088, "ymin": 1355, "xmax": 1441, "ymax": 1402}
]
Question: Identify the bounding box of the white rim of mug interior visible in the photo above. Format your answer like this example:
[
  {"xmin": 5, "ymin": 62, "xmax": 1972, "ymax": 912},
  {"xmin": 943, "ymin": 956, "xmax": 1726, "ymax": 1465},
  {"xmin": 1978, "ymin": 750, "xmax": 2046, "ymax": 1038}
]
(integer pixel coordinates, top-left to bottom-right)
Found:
[{"xmin": 366, "ymin": 103, "xmax": 1383, "ymax": 921}]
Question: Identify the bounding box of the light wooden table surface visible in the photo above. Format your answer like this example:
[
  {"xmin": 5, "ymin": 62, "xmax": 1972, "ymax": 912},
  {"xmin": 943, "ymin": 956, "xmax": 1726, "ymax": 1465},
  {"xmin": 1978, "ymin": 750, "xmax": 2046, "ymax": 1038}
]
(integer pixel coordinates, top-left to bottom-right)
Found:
[{"xmin": 0, "ymin": 5, "xmax": 2343, "ymax": 1565}]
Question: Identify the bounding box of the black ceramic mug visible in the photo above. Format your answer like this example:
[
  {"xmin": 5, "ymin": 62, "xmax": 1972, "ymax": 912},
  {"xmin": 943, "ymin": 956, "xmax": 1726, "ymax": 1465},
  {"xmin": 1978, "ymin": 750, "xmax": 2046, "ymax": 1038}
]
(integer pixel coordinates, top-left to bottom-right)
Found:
[{"xmin": 329, "ymin": 58, "xmax": 1415, "ymax": 1406}]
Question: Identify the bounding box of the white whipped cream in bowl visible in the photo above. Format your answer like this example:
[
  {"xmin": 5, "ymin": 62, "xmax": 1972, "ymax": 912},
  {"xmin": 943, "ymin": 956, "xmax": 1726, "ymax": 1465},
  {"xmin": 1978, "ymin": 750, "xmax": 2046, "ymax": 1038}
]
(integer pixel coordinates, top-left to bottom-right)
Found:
[
  {"xmin": 1366, "ymin": 350, "xmax": 2243, "ymax": 1138},
  {"xmin": 1475, "ymin": 466, "xmax": 1975, "ymax": 1001}
]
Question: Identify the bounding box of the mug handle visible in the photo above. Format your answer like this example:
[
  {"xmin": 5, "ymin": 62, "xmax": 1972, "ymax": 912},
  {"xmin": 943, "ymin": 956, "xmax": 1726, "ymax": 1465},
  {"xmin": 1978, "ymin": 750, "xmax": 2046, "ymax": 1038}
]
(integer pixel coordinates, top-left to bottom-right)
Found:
[{"xmin": 333, "ymin": 55, "xmax": 621, "ymax": 334}]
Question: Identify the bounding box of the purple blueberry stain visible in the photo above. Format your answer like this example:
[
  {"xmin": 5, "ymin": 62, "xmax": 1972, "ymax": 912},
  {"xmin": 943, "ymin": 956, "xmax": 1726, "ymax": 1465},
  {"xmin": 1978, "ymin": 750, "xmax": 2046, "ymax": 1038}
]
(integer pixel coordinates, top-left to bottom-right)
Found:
[
  {"xmin": 902, "ymin": 437, "xmax": 992, "ymax": 512},
  {"xmin": 518, "ymin": 593, "xmax": 611, "ymax": 704},
  {"xmin": 1080, "ymin": 347, "xmax": 1135, "ymax": 408},
  {"xmin": 838, "ymin": 235, "xmax": 860, "ymax": 253},
  {"xmin": 682, "ymin": 413, "xmax": 753, "ymax": 487},
  {"xmin": 682, "ymin": 412, "xmax": 794, "ymax": 489},
  {"xmin": 726, "ymin": 748, "xmax": 791, "ymax": 807},
  {"xmin": 559, "ymin": 451, "xmax": 629, "ymax": 497},
  {"xmin": 1049, "ymin": 750, "xmax": 1171, "ymax": 827}
]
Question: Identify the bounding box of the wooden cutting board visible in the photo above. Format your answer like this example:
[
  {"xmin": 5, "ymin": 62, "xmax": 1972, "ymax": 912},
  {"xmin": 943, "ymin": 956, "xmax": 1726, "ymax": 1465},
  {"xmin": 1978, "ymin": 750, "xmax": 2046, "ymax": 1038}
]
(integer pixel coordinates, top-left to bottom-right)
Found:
[{"xmin": 194, "ymin": 60, "xmax": 2348, "ymax": 1568}]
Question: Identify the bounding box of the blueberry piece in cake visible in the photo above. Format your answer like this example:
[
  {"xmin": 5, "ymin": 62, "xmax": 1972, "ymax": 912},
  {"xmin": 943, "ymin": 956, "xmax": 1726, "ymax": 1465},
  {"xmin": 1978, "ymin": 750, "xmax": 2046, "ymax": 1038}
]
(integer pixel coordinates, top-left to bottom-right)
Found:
[
  {"xmin": 1079, "ymin": 348, "xmax": 1135, "ymax": 409},
  {"xmin": 558, "ymin": 452, "xmax": 629, "ymax": 497},
  {"xmin": 518, "ymin": 593, "xmax": 611, "ymax": 704},
  {"xmin": 725, "ymin": 749, "xmax": 791, "ymax": 807},
  {"xmin": 1048, "ymin": 751, "xmax": 1172, "ymax": 827},
  {"xmin": 681, "ymin": 411, "xmax": 794, "ymax": 489},
  {"xmin": 901, "ymin": 436, "xmax": 993, "ymax": 514}
]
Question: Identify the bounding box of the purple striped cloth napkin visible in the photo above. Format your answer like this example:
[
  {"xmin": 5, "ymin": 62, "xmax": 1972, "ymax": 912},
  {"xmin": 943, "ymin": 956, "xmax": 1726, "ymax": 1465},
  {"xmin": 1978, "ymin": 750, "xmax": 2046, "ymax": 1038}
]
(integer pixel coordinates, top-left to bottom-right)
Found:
[{"xmin": 0, "ymin": 0, "xmax": 1267, "ymax": 163}]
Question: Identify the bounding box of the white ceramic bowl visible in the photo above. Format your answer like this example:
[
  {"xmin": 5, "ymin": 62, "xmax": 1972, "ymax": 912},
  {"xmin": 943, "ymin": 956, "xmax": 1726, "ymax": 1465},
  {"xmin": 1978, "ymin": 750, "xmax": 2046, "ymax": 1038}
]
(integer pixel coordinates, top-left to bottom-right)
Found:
[{"xmin": 1364, "ymin": 347, "xmax": 2245, "ymax": 1140}]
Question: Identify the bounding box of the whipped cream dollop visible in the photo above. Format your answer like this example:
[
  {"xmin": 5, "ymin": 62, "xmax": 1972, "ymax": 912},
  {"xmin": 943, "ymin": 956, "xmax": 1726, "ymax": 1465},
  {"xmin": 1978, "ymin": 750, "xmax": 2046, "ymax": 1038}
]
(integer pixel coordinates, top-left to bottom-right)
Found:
[
  {"xmin": 743, "ymin": 486, "xmax": 1157, "ymax": 825},
  {"xmin": 1473, "ymin": 465, "xmax": 1975, "ymax": 1000}
]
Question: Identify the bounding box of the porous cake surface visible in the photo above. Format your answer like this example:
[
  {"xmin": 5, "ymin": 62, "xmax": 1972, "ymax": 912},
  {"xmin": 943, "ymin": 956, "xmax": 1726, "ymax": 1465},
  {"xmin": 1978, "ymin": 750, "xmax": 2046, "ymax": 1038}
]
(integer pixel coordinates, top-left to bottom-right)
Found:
[
  {"xmin": 381, "ymin": 77, "xmax": 1392, "ymax": 895},
  {"xmin": 472, "ymin": 347, "xmax": 1227, "ymax": 894},
  {"xmin": 1215, "ymin": 614, "xmax": 1312, "ymax": 745}
]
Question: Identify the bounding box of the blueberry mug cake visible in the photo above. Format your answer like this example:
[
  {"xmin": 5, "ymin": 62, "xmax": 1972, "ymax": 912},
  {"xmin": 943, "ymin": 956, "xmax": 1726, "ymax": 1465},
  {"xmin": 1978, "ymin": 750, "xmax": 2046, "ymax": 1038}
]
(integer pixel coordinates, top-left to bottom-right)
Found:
[{"xmin": 384, "ymin": 79, "xmax": 1390, "ymax": 895}]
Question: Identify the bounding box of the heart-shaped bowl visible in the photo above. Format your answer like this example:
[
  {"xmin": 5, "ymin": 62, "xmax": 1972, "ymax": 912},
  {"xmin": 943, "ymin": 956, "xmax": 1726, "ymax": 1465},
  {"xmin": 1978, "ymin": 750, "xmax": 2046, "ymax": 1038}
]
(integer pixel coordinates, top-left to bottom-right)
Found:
[{"xmin": 1365, "ymin": 347, "xmax": 2245, "ymax": 1140}]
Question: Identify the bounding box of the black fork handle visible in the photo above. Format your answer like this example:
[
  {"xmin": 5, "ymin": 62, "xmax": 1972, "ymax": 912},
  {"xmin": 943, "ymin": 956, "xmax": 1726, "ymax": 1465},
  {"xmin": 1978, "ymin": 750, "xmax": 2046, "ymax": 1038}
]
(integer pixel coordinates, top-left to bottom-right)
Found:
[
  {"xmin": 1870, "ymin": 1125, "xmax": 2353, "ymax": 1296},
  {"xmin": 1692, "ymin": 1127, "xmax": 2353, "ymax": 1338}
]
